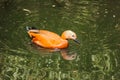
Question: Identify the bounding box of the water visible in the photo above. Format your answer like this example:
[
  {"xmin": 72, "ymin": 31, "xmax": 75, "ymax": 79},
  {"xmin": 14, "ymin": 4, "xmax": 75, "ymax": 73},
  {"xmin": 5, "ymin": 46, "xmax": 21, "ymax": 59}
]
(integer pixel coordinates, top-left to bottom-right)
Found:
[{"xmin": 0, "ymin": 0, "xmax": 120, "ymax": 80}]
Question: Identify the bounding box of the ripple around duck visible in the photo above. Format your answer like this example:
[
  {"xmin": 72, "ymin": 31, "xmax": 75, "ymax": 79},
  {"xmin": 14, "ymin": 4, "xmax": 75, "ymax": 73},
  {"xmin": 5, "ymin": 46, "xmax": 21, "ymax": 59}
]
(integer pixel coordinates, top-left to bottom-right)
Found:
[{"xmin": 0, "ymin": 0, "xmax": 120, "ymax": 80}]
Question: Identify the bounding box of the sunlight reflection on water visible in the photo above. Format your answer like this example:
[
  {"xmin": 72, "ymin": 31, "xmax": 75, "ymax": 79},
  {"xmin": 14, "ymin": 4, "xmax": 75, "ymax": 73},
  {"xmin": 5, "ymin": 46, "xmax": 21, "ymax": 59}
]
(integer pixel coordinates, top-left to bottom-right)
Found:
[{"xmin": 0, "ymin": 0, "xmax": 120, "ymax": 80}]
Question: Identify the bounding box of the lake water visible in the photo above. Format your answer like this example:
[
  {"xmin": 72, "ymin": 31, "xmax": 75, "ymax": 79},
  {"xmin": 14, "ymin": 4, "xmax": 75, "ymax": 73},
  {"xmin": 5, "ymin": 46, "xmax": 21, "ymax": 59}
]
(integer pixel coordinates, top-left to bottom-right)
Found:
[{"xmin": 0, "ymin": 0, "xmax": 120, "ymax": 80}]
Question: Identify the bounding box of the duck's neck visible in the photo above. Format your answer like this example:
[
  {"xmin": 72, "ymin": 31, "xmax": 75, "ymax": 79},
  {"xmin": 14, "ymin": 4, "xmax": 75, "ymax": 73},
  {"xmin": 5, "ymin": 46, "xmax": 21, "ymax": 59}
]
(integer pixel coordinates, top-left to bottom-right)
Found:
[{"xmin": 61, "ymin": 33, "xmax": 67, "ymax": 40}]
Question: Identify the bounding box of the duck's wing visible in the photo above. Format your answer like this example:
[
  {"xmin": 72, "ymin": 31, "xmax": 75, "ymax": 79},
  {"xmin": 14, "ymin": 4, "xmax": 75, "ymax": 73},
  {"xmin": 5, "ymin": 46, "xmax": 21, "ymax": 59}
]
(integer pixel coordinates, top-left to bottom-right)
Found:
[{"xmin": 40, "ymin": 30, "xmax": 62, "ymax": 39}]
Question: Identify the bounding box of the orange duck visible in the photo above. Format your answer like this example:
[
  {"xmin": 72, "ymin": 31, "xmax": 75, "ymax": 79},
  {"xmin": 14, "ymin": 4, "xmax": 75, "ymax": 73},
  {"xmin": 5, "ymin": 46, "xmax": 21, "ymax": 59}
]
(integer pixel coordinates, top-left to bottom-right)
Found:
[{"xmin": 26, "ymin": 27, "xmax": 80, "ymax": 49}]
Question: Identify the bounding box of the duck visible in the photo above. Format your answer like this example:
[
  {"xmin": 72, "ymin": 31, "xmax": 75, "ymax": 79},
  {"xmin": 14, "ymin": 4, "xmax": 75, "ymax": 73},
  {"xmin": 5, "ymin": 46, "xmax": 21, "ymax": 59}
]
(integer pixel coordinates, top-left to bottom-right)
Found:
[{"xmin": 26, "ymin": 27, "xmax": 80, "ymax": 49}]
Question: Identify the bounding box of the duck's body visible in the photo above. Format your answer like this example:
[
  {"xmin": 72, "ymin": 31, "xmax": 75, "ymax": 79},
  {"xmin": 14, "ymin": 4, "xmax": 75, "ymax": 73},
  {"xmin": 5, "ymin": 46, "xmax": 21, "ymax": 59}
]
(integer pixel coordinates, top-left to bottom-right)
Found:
[
  {"xmin": 29, "ymin": 30, "xmax": 68, "ymax": 48},
  {"xmin": 27, "ymin": 27, "xmax": 79, "ymax": 49}
]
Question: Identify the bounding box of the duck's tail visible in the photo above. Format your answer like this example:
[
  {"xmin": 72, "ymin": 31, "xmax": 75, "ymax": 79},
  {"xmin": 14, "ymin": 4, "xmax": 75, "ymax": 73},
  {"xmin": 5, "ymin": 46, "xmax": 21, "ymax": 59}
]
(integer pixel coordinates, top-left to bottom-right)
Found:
[
  {"xmin": 26, "ymin": 26, "xmax": 37, "ymax": 31},
  {"xmin": 26, "ymin": 26, "xmax": 40, "ymax": 33}
]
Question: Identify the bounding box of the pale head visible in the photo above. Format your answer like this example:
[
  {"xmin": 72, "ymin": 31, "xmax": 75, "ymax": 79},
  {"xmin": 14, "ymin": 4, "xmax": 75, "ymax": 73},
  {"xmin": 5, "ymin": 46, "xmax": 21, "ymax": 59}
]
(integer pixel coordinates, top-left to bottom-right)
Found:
[{"xmin": 61, "ymin": 30, "xmax": 77, "ymax": 40}]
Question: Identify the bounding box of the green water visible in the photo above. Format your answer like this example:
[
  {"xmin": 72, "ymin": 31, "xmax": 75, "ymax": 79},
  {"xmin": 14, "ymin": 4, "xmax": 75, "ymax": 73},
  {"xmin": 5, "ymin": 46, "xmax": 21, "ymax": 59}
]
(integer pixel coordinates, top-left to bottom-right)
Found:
[{"xmin": 0, "ymin": 0, "xmax": 120, "ymax": 80}]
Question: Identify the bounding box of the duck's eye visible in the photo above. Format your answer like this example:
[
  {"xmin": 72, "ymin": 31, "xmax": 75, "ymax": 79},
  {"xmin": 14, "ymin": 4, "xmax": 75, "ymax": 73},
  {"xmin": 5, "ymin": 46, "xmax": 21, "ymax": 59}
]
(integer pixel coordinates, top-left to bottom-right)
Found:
[{"xmin": 72, "ymin": 35, "xmax": 75, "ymax": 37}]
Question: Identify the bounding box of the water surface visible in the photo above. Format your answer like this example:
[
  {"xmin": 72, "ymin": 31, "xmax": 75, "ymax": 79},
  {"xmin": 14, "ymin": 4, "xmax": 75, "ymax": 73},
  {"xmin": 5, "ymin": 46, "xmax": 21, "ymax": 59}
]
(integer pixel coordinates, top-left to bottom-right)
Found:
[{"xmin": 0, "ymin": 0, "xmax": 120, "ymax": 80}]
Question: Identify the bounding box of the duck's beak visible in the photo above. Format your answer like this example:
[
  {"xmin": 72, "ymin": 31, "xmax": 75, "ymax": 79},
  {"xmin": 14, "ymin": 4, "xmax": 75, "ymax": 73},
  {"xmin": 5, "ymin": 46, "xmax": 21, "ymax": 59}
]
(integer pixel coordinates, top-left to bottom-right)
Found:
[{"xmin": 73, "ymin": 39, "xmax": 80, "ymax": 44}]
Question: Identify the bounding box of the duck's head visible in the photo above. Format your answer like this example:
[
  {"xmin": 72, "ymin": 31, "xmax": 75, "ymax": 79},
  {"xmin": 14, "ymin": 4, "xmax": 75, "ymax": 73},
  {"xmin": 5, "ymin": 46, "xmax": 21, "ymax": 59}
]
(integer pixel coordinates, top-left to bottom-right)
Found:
[{"xmin": 61, "ymin": 30, "xmax": 80, "ymax": 44}]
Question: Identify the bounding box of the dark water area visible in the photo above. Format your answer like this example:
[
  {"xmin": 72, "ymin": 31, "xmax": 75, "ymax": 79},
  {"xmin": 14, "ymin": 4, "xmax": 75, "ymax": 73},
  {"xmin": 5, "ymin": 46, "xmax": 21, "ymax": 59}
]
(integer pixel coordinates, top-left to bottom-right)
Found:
[{"xmin": 0, "ymin": 0, "xmax": 120, "ymax": 80}]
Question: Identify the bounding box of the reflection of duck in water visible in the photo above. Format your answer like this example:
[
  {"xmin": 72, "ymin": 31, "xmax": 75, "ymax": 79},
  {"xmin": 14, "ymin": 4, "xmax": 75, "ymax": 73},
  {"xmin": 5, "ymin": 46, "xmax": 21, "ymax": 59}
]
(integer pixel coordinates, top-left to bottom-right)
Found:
[
  {"xmin": 60, "ymin": 50, "xmax": 77, "ymax": 60},
  {"xmin": 26, "ymin": 26, "xmax": 79, "ymax": 60},
  {"xmin": 31, "ymin": 44, "xmax": 77, "ymax": 60}
]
